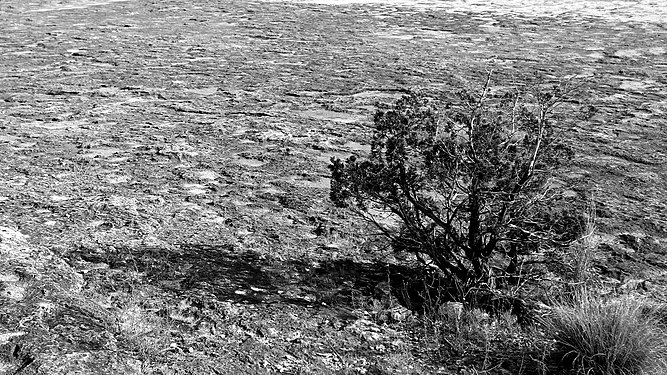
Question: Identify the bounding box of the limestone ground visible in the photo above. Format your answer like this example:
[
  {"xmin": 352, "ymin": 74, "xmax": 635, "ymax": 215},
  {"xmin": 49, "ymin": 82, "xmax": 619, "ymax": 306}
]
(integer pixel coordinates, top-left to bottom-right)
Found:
[{"xmin": 0, "ymin": 0, "xmax": 665, "ymax": 373}]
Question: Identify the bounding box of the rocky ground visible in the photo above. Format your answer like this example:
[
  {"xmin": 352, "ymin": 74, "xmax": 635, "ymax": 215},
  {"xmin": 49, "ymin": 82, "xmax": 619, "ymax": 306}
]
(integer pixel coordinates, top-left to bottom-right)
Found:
[{"xmin": 0, "ymin": 0, "xmax": 665, "ymax": 373}]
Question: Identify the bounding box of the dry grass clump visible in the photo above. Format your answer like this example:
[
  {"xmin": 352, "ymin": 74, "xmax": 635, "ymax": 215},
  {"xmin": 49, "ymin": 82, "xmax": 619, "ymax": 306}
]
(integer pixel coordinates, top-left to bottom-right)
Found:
[{"xmin": 543, "ymin": 291, "xmax": 667, "ymax": 375}]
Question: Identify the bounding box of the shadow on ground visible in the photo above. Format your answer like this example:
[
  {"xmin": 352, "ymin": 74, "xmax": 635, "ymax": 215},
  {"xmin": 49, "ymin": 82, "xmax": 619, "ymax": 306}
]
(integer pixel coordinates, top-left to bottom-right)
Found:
[{"xmin": 66, "ymin": 243, "xmax": 451, "ymax": 315}]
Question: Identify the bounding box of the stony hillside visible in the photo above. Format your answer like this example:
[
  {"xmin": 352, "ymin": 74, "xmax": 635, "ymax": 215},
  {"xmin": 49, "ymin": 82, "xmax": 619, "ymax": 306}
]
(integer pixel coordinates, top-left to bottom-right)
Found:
[{"xmin": 0, "ymin": 0, "xmax": 665, "ymax": 373}]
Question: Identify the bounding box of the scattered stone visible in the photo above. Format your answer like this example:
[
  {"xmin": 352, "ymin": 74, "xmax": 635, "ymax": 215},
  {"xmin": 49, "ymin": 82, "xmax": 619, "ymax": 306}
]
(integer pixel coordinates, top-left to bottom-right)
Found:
[
  {"xmin": 620, "ymin": 279, "xmax": 648, "ymax": 292},
  {"xmin": 439, "ymin": 302, "xmax": 464, "ymax": 321},
  {"xmin": 389, "ymin": 305, "xmax": 412, "ymax": 322}
]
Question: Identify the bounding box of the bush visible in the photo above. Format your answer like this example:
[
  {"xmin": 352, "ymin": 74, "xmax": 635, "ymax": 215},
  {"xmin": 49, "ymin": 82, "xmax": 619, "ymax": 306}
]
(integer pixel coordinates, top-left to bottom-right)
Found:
[
  {"xmin": 543, "ymin": 291, "xmax": 667, "ymax": 375},
  {"xmin": 330, "ymin": 75, "xmax": 586, "ymax": 289}
]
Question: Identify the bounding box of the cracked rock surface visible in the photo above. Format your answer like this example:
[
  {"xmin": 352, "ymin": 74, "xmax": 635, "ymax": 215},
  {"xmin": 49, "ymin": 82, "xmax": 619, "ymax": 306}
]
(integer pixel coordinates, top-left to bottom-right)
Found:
[{"xmin": 0, "ymin": 0, "xmax": 666, "ymax": 373}]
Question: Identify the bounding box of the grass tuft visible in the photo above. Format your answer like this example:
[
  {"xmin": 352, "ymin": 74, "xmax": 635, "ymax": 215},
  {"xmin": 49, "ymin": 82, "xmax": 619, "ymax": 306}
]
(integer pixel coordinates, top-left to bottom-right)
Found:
[{"xmin": 543, "ymin": 291, "xmax": 667, "ymax": 375}]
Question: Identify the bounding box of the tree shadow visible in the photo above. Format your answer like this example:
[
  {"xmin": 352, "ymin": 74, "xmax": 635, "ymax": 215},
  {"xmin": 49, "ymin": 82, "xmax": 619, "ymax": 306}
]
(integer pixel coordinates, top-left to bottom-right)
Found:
[{"xmin": 70, "ymin": 243, "xmax": 453, "ymax": 314}]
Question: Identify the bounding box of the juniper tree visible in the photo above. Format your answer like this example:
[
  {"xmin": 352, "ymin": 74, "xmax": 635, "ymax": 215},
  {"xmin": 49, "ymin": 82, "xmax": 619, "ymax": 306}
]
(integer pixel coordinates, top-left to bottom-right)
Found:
[{"xmin": 330, "ymin": 76, "xmax": 585, "ymax": 287}]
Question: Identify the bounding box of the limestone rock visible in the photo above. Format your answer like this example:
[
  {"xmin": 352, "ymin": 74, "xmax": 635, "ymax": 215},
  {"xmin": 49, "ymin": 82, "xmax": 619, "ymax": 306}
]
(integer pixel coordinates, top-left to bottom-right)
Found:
[{"xmin": 0, "ymin": 226, "xmax": 140, "ymax": 374}]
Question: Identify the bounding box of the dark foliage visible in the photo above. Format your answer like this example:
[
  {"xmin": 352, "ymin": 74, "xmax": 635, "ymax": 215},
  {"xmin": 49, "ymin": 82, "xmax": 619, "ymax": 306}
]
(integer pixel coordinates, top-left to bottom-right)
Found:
[{"xmin": 330, "ymin": 77, "xmax": 586, "ymax": 288}]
